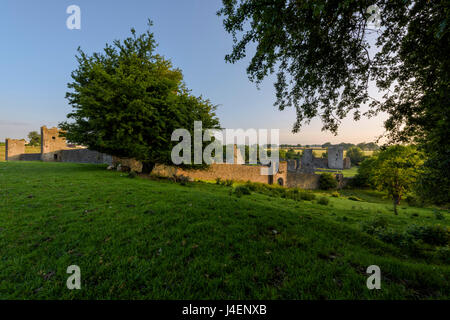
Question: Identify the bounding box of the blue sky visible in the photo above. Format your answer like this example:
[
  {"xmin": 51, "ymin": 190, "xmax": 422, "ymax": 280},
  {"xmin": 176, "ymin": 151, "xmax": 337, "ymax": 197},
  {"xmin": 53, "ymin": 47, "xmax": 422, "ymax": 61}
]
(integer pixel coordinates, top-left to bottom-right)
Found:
[{"xmin": 0, "ymin": 0, "xmax": 386, "ymax": 144}]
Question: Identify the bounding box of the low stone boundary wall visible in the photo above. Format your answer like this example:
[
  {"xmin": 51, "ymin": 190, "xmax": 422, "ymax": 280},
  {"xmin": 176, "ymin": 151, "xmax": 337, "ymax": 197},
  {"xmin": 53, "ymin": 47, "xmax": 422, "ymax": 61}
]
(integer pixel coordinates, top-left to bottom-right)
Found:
[
  {"xmin": 19, "ymin": 153, "xmax": 41, "ymax": 161},
  {"xmin": 60, "ymin": 149, "xmax": 112, "ymax": 165},
  {"xmin": 152, "ymin": 163, "xmax": 271, "ymax": 184},
  {"xmin": 286, "ymin": 172, "xmax": 321, "ymax": 189}
]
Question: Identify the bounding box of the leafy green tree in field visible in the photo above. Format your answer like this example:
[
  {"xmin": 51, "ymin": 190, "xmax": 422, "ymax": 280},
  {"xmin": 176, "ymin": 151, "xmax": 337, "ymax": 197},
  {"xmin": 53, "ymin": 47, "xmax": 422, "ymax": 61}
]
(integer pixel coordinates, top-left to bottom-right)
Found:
[
  {"xmin": 218, "ymin": 0, "xmax": 449, "ymax": 204},
  {"xmin": 352, "ymin": 156, "xmax": 378, "ymax": 188},
  {"xmin": 416, "ymin": 149, "xmax": 450, "ymax": 205},
  {"xmin": 371, "ymin": 146, "xmax": 424, "ymax": 214},
  {"xmin": 60, "ymin": 21, "xmax": 219, "ymax": 173},
  {"xmin": 346, "ymin": 147, "xmax": 365, "ymax": 165},
  {"xmin": 27, "ymin": 131, "xmax": 40, "ymax": 146}
]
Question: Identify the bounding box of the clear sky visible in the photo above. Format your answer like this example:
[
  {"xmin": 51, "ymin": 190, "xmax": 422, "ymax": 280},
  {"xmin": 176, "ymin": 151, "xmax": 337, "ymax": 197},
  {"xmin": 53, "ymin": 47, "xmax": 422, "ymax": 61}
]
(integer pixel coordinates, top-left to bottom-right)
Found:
[{"xmin": 0, "ymin": 0, "xmax": 387, "ymax": 144}]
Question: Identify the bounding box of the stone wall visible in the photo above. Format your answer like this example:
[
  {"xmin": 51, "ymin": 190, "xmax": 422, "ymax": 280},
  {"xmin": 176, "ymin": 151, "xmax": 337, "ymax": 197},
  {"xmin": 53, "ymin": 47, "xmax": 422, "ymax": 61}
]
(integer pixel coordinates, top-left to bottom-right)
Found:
[
  {"xmin": 152, "ymin": 160, "xmax": 288, "ymax": 186},
  {"xmin": 60, "ymin": 149, "xmax": 112, "ymax": 165},
  {"xmin": 300, "ymin": 149, "xmax": 315, "ymax": 173},
  {"xmin": 274, "ymin": 161, "xmax": 288, "ymax": 186},
  {"xmin": 19, "ymin": 153, "xmax": 42, "ymax": 161},
  {"xmin": 152, "ymin": 163, "xmax": 271, "ymax": 184},
  {"xmin": 5, "ymin": 139, "xmax": 25, "ymax": 161},
  {"xmin": 343, "ymin": 157, "xmax": 351, "ymax": 169},
  {"xmin": 287, "ymin": 159, "xmax": 298, "ymax": 172},
  {"xmin": 286, "ymin": 172, "xmax": 321, "ymax": 189},
  {"xmin": 312, "ymin": 157, "xmax": 328, "ymax": 168}
]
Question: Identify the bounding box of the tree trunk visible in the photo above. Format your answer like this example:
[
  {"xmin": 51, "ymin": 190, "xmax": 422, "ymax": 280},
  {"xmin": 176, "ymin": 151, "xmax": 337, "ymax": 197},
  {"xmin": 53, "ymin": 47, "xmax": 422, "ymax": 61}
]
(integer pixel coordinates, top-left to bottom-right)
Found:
[
  {"xmin": 393, "ymin": 196, "xmax": 400, "ymax": 215},
  {"xmin": 142, "ymin": 162, "xmax": 155, "ymax": 174}
]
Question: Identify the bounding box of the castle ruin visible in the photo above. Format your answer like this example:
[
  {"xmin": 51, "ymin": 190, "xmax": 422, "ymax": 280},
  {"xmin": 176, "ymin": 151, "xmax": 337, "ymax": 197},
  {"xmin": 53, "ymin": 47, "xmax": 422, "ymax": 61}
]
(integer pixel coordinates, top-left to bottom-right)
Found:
[
  {"xmin": 5, "ymin": 126, "xmax": 112, "ymax": 164},
  {"xmin": 4, "ymin": 126, "xmax": 350, "ymax": 189},
  {"xmin": 284, "ymin": 146, "xmax": 351, "ymax": 174}
]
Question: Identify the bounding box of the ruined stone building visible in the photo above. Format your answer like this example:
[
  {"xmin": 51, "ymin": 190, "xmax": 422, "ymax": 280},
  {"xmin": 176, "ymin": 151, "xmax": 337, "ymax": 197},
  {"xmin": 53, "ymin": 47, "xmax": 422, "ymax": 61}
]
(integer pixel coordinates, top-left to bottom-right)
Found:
[
  {"xmin": 4, "ymin": 126, "xmax": 350, "ymax": 189},
  {"xmin": 285, "ymin": 146, "xmax": 351, "ymax": 173},
  {"xmin": 5, "ymin": 126, "xmax": 112, "ymax": 164}
]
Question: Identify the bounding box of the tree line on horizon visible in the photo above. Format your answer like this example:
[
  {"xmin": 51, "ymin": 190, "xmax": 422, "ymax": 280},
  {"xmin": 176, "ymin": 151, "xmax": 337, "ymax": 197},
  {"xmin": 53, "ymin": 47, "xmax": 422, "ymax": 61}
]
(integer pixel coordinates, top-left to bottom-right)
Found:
[{"xmin": 280, "ymin": 142, "xmax": 379, "ymax": 151}]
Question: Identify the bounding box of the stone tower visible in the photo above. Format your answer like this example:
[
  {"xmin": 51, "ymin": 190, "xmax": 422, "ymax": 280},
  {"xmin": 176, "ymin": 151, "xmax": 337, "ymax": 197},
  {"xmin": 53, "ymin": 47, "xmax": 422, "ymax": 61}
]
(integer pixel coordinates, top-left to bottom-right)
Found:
[
  {"xmin": 40, "ymin": 126, "xmax": 69, "ymax": 161},
  {"xmin": 327, "ymin": 146, "xmax": 344, "ymax": 169}
]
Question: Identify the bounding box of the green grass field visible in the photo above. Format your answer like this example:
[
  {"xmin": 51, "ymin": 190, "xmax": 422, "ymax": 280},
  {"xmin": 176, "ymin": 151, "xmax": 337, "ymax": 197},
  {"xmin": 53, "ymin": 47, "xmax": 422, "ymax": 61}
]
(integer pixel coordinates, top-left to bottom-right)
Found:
[
  {"xmin": 0, "ymin": 162, "xmax": 448, "ymax": 299},
  {"xmin": 0, "ymin": 145, "xmax": 41, "ymax": 161},
  {"xmin": 314, "ymin": 166, "xmax": 358, "ymax": 177}
]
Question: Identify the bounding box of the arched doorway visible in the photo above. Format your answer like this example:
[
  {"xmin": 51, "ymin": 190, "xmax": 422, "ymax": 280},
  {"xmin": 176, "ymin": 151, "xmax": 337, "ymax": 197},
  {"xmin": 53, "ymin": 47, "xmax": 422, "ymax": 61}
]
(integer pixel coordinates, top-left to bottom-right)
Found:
[{"xmin": 277, "ymin": 177, "xmax": 284, "ymax": 186}]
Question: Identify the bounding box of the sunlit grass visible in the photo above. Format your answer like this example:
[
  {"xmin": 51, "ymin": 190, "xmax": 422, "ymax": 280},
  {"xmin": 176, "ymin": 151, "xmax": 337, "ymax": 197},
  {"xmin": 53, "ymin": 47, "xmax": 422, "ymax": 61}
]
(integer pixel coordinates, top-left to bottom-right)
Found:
[{"xmin": 0, "ymin": 162, "xmax": 448, "ymax": 299}]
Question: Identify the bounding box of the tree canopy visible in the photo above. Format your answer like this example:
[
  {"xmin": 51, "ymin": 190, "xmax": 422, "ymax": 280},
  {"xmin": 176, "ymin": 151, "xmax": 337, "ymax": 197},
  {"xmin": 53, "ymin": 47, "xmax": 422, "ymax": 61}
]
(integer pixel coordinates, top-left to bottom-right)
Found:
[
  {"xmin": 218, "ymin": 0, "xmax": 449, "ymax": 203},
  {"xmin": 27, "ymin": 131, "xmax": 40, "ymax": 146},
  {"xmin": 60, "ymin": 21, "xmax": 220, "ymax": 172},
  {"xmin": 371, "ymin": 145, "xmax": 423, "ymax": 214},
  {"xmin": 346, "ymin": 146, "xmax": 365, "ymax": 165}
]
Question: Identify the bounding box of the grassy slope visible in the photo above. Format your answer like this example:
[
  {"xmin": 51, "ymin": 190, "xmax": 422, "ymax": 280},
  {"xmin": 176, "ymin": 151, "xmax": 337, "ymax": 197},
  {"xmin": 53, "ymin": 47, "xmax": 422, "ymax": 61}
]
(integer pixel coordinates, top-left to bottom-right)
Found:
[
  {"xmin": 0, "ymin": 162, "xmax": 448, "ymax": 299},
  {"xmin": 315, "ymin": 167, "xmax": 358, "ymax": 177}
]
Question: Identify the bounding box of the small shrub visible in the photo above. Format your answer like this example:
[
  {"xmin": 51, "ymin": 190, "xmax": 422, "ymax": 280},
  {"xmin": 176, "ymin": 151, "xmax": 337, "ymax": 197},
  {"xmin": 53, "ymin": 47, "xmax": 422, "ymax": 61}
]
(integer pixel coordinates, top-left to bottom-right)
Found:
[
  {"xmin": 331, "ymin": 191, "xmax": 340, "ymax": 198},
  {"xmin": 176, "ymin": 175, "xmax": 190, "ymax": 186},
  {"xmin": 285, "ymin": 188, "xmax": 309, "ymax": 201},
  {"xmin": 433, "ymin": 209, "xmax": 445, "ymax": 220},
  {"xmin": 374, "ymin": 228, "xmax": 405, "ymax": 246},
  {"xmin": 406, "ymin": 224, "xmax": 449, "ymax": 246},
  {"xmin": 225, "ymin": 179, "xmax": 234, "ymax": 187},
  {"xmin": 127, "ymin": 171, "xmax": 138, "ymax": 179},
  {"xmin": 405, "ymin": 195, "xmax": 424, "ymax": 207},
  {"xmin": 299, "ymin": 191, "xmax": 316, "ymax": 201},
  {"xmin": 233, "ymin": 185, "xmax": 251, "ymax": 197},
  {"xmin": 317, "ymin": 197, "xmax": 329, "ymax": 205},
  {"xmin": 244, "ymin": 181, "xmax": 256, "ymax": 191},
  {"xmin": 435, "ymin": 246, "xmax": 450, "ymax": 263},
  {"xmin": 319, "ymin": 173, "xmax": 338, "ymax": 190},
  {"xmin": 215, "ymin": 178, "xmax": 222, "ymax": 185},
  {"xmin": 264, "ymin": 184, "xmax": 286, "ymax": 197},
  {"xmin": 361, "ymin": 216, "xmax": 389, "ymax": 234},
  {"xmin": 245, "ymin": 181, "xmax": 272, "ymax": 193}
]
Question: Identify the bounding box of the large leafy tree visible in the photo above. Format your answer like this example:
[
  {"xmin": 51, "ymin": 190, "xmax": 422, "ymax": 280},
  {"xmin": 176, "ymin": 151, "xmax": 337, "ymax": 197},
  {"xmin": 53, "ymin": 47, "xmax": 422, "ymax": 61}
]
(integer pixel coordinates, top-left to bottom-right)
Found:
[
  {"xmin": 60, "ymin": 22, "xmax": 219, "ymax": 172},
  {"xmin": 218, "ymin": 0, "xmax": 449, "ymax": 203},
  {"xmin": 371, "ymin": 145, "xmax": 423, "ymax": 214}
]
